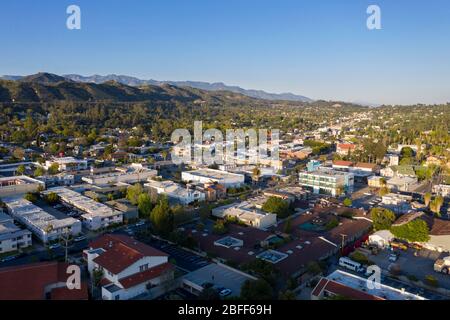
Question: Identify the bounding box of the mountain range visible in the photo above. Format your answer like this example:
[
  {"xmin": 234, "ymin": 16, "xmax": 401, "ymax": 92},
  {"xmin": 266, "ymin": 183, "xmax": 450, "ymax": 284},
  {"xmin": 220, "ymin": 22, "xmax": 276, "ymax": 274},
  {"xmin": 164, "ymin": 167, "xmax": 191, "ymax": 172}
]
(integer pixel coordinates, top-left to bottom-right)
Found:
[{"xmin": 1, "ymin": 72, "xmax": 312, "ymax": 102}]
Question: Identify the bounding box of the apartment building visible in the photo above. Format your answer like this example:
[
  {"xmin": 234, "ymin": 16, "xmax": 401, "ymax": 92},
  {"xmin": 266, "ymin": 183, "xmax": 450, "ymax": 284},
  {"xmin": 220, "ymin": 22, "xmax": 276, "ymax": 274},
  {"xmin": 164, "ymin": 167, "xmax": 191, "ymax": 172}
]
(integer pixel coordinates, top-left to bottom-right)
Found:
[
  {"xmin": 0, "ymin": 211, "xmax": 32, "ymax": 253},
  {"xmin": 299, "ymin": 167, "xmax": 354, "ymax": 196},
  {"xmin": 82, "ymin": 164, "xmax": 157, "ymax": 186},
  {"xmin": 2, "ymin": 197, "xmax": 81, "ymax": 243},
  {"xmin": 84, "ymin": 234, "xmax": 174, "ymax": 300},
  {"xmin": 44, "ymin": 187, "xmax": 123, "ymax": 231},
  {"xmin": 44, "ymin": 157, "xmax": 88, "ymax": 172},
  {"xmin": 0, "ymin": 176, "xmax": 45, "ymax": 198}
]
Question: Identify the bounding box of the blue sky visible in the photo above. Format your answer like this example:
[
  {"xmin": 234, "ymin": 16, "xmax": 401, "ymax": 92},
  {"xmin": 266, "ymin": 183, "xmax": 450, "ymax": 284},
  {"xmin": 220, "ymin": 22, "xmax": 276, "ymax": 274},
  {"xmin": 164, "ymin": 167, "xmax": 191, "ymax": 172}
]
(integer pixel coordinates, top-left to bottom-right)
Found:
[{"xmin": 0, "ymin": 0, "xmax": 449, "ymax": 105}]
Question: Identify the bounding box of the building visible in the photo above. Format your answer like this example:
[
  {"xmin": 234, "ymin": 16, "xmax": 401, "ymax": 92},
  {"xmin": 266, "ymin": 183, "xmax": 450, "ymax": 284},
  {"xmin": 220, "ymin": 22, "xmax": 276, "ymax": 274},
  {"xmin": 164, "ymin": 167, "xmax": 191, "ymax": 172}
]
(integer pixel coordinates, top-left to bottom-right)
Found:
[
  {"xmin": 433, "ymin": 184, "xmax": 450, "ymax": 198},
  {"xmin": 2, "ymin": 197, "xmax": 81, "ymax": 243},
  {"xmin": 105, "ymin": 199, "xmax": 139, "ymax": 222},
  {"xmin": 212, "ymin": 202, "xmax": 277, "ymax": 230},
  {"xmin": 36, "ymin": 174, "xmax": 75, "ymax": 187},
  {"xmin": 368, "ymin": 230, "xmax": 394, "ymax": 249},
  {"xmin": 82, "ymin": 164, "xmax": 157, "ymax": 186},
  {"xmin": 44, "ymin": 157, "xmax": 88, "ymax": 172},
  {"xmin": 84, "ymin": 234, "xmax": 174, "ymax": 300},
  {"xmin": 336, "ymin": 143, "xmax": 356, "ymax": 156},
  {"xmin": 0, "ymin": 176, "xmax": 45, "ymax": 198},
  {"xmin": 45, "ymin": 187, "xmax": 123, "ymax": 231},
  {"xmin": 145, "ymin": 180, "xmax": 205, "ymax": 205},
  {"xmin": 0, "ymin": 211, "xmax": 32, "ymax": 253},
  {"xmin": 353, "ymin": 162, "xmax": 379, "ymax": 174},
  {"xmin": 299, "ymin": 167, "xmax": 354, "ymax": 196},
  {"xmin": 0, "ymin": 261, "xmax": 88, "ymax": 300},
  {"xmin": 332, "ymin": 160, "xmax": 353, "ymax": 171},
  {"xmin": 182, "ymin": 169, "xmax": 245, "ymax": 188},
  {"xmin": 368, "ymin": 176, "xmax": 385, "ymax": 188},
  {"xmin": 311, "ymin": 270, "xmax": 425, "ymax": 300},
  {"xmin": 386, "ymin": 176, "xmax": 418, "ymax": 192},
  {"xmin": 381, "ymin": 193, "xmax": 413, "ymax": 214}
]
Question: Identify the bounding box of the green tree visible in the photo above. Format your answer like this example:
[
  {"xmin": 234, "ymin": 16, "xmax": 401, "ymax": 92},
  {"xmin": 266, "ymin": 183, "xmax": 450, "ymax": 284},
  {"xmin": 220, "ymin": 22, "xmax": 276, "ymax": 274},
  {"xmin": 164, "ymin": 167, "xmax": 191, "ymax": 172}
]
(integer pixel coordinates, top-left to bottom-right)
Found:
[
  {"xmin": 45, "ymin": 192, "xmax": 59, "ymax": 204},
  {"xmin": 199, "ymin": 204, "xmax": 211, "ymax": 222},
  {"xmin": 137, "ymin": 193, "xmax": 153, "ymax": 219},
  {"xmin": 262, "ymin": 197, "xmax": 291, "ymax": 219},
  {"xmin": 34, "ymin": 167, "xmax": 46, "ymax": 177},
  {"xmin": 24, "ymin": 192, "xmax": 37, "ymax": 203},
  {"xmin": 370, "ymin": 207, "xmax": 396, "ymax": 231},
  {"xmin": 48, "ymin": 163, "xmax": 60, "ymax": 175},
  {"xmin": 424, "ymin": 192, "xmax": 432, "ymax": 207},
  {"xmin": 343, "ymin": 198, "xmax": 352, "ymax": 207},
  {"xmin": 430, "ymin": 195, "xmax": 444, "ymax": 217},
  {"xmin": 240, "ymin": 279, "xmax": 273, "ymax": 300},
  {"xmin": 126, "ymin": 183, "xmax": 144, "ymax": 205},
  {"xmin": 16, "ymin": 164, "xmax": 26, "ymax": 175},
  {"xmin": 391, "ymin": 219, "xmax": 430, "ymax": 243},
  {"xmin": 212, "ymin": 220, "xmax": 228, "ymax": 235},
  {"xmin": 150, "ymin": 196, "xmax": 174, "ymax": 236}
]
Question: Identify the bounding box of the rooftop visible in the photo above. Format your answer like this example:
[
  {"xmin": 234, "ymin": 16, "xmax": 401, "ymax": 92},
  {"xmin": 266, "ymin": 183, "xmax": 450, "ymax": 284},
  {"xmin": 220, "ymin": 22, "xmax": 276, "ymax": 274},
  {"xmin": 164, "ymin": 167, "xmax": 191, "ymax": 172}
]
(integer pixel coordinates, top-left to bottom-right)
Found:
[{"xmin": 183, "ymin": 168, "xmax": 244, "ymax": 180}]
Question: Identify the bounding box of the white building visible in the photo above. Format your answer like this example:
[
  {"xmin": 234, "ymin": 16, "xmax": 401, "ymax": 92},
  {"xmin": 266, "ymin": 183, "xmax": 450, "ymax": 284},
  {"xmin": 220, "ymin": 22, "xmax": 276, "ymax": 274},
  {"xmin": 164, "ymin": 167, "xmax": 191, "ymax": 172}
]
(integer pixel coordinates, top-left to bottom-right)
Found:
[
  {"xmin": 84, "ymin": 234, "xmax": 174, "ymax": 300},
  {"xmin": 433, "ymin": 184, "xmax": 450, "ymax": 198},
  {"xmin": 0, "ymin": 211, "xmax": 32, "ymax": 253},
  {"xmin": 45, "ymin": 187, "xmax": 123, "ymax": 231},
  {"xmin": 212, "ymin": 202, "xmax": 277, "ymax": 230},
  {"xmin": 145, "ymin": 180, "xmax": 205, "ymax": 205},
  {"xmin": 182, "ymin": 169, "xmax": 245, "ymax": 188},
  {"xmin": 2, "ymin": 197, "xmax": 81, "ymax": 243},
  {"xmin": 299, "ymin": 167, "xmax": 354, "ymax": 196},
  {"xmin": 0, "ymin": 176, "xmax": 45, "ymax": 198},
  {"xmin": 44, "ymin": 157, "xmax": 88, "ymax": 172},
  {"xmin": 368, "ymin": 230, "xmax": 394, "ymax": 249},
  {"xmin": 82, "ymin": 164, "xmax": 157, "ymax": 186},
  {"xmin": 386, "ymin": 176, "xmax": 418, "ymax": 192}
]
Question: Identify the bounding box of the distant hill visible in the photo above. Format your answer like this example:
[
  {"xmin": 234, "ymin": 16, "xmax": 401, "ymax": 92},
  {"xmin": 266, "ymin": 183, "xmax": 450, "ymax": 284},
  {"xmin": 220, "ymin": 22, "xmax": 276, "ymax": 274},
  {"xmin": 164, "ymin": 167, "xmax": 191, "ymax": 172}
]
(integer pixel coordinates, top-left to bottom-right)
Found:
[
  {"xmin": 61, "ymin": 74, "xmax": 313, "ymax": 102},
  {"xmin": 0, "ymin": 73, "xmax": 271, "ymax": 105}
]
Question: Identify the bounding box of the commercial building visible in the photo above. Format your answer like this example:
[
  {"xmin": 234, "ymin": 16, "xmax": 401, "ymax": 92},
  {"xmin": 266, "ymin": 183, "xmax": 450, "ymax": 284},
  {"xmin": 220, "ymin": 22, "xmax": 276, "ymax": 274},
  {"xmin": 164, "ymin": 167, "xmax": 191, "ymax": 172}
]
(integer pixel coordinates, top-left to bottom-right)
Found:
[
  {"xmin": 299, "ymin": 168, "xmax": 354, "ymax": 196},
  {"xmin": 84, "ymin": 234, "xmax": 174, "ymax": 300},
  {"xmin": 368, "ymin": 176, "xmax": 385, "ymax": 188},
  {"xmin": 386, "ymin": 176, "xmax": 418, "ymax": 192},
  {"xmin": 182, "ymin": 169, "xmax": 245, "ymax": 188},
  {"xmin": 311, "ymin": 270, "xmax": 425, "ymax": 300},
  {"xmin": 2, "ymin": 197, "xmax": 81, "ymax": 243},
  {"xmin": 0, "ymin": 262, "xmax": 88, "ymax": 300},
  {"xmin": 0, "ymin": 211, "xmax": 32, "ymax": 253},
  {"xmin": 44, "ymin": 187, "xmax": 123, "ymax": 231},
  {"xmin": 212, "ymin": 201, "xmax": 277, "ymax": 230},
  {"xmin": 433, "ymin": 184, "xmax": 450, "ymax": 198},
  {"xmin": 0, "ymin": 176, "xmax": 45, "ymax": 198},
  {"xmin": 145, "ymin": 180, "xmax": 205, "ymax": 205},
  {"xmin": 82, "ymin": 164, "xmax": 157, "ymax": 186},
  {"xmin": 44, "ymin": 157, "xmax": 88, "ymax": 172}
]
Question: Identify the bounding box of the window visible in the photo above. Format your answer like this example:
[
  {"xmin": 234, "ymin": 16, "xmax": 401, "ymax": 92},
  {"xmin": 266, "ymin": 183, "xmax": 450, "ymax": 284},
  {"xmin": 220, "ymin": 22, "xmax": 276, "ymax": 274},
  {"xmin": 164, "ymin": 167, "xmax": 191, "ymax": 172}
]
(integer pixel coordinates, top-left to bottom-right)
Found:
[
  {"xmin": 139, "ymin": 264, "xmax": 149, "ymax": 272},
  {"xmin": 115, "ymin": 295, "xmax": 120, "ymax": 300}
]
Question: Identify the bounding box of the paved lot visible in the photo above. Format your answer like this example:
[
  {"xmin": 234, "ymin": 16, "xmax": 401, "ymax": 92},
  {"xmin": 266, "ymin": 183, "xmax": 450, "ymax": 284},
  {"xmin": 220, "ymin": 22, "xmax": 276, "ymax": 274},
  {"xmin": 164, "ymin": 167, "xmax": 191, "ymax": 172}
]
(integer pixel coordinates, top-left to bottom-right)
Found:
[{"xmin": 369, "ymin": 247, "xmax": 450, "ymax": 292}]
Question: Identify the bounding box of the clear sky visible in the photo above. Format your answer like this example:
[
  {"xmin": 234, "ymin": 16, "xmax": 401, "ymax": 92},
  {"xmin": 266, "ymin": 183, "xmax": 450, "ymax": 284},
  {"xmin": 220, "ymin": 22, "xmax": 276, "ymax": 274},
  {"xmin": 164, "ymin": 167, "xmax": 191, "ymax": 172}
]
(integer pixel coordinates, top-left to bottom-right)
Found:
[{"xmin": 0, "ymin": 0, "xmax": 449, "ymax": 105}]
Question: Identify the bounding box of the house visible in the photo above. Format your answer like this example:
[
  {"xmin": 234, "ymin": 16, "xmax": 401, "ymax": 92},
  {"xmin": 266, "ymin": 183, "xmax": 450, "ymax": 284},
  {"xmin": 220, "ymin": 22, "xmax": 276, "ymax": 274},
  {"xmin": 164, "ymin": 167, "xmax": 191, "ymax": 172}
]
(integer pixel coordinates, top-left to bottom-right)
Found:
[
  {"xmin": 311, "ymin": 270, "xmax": 425, "ymax": 300},
  {"xmin": 145, "ymin": 180, "xmax": 205, "ymax": 205},
  {"xmin": 0, "ymin": 176, "xmax": 45, "ymax": 198},
  {"xmin": 381, "ymin": 165, "xmax": 417, "ymax": 178},
  {"xmin": 0, "ymin": 261, "xmax": 88, "ymax": 300},
  {"xmin": 336, "ymin": 143, "xmax": 356, "ymax": 156},
  {"xmin": 0, "ymin": 211, "xmax": 32, "ymax": 253},
  {"xmin": 84, "ymin": 234, "xmax": 174, "ymax": 300}
]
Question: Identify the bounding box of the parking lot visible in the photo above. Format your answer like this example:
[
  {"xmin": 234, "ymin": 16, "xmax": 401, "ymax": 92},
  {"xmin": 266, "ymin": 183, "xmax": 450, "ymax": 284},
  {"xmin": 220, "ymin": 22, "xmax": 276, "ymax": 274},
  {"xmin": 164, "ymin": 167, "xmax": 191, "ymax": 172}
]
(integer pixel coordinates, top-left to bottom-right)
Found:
[{"xmin": 369, "ymin": 247, "xmax": 450, "ymax": 292}]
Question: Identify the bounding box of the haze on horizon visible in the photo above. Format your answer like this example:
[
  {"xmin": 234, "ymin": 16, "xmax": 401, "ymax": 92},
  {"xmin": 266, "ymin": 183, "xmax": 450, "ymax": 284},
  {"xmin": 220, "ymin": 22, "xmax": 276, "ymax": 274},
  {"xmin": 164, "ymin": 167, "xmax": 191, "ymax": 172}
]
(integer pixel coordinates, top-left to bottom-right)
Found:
[{"xmin": 1, "ymin": 0, "xmax": 449, "ymax": 106}]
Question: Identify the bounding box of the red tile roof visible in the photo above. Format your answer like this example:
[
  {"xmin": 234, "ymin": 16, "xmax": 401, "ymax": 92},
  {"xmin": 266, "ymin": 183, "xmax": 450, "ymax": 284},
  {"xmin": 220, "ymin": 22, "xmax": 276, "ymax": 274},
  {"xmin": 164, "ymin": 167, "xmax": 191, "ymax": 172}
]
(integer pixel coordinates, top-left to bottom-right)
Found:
[
  {"xmin": 354, "ymin": 162, "xmax": 378, "ymax": 169},
  {"xmin": 312, "ymin": 278, "xmax": 383, "ymax": 300},
  {"xmin": 50, "ymin": 282, "xmax": 89, "ymax": 300},
  {"xmin": 337, "ymin": 144, "xmax": 356, "ymax": 150},
  {"xmin": 90, "ymin": 234, "xmax": 168, "ymax": 274},
  {"xmin": 0, "ymin": 262, "xmax": 89, "ymax": 300},
  {"xmin": 332, "ymin": 160, "xmax": 353, "ymax": 167},
  {"xmin": 119, "ymin": 262, "xmax": 173, "ymax": 289}
]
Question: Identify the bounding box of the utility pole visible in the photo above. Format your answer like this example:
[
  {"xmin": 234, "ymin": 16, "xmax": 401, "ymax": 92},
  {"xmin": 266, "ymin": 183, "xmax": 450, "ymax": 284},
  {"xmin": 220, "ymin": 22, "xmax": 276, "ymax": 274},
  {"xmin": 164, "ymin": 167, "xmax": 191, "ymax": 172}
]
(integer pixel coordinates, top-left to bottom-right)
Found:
[
  {"xmin": 59, "ymin": 228, "xmax": 71, "ymax": 263},
  {"xmin": 340, "ymin": 234, "xmax": 347, "ymax": 255}
]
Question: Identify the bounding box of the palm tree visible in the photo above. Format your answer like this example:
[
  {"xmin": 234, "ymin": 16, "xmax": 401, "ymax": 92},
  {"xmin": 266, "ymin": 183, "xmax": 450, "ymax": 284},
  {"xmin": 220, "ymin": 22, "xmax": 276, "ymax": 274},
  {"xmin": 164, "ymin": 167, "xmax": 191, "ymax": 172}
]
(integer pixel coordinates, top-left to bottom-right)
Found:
[{"xmin": 424, "ymin": 192, "xmax": 432, "ymax": 207}]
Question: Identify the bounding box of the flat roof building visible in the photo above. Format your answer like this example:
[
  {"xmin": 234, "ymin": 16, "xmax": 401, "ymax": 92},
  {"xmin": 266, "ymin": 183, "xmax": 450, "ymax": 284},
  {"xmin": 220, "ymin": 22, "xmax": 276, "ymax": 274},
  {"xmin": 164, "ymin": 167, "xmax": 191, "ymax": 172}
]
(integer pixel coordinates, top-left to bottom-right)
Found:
[
  {"xmin": 0, "ymin": 176, "xmax": 45, "ymax": 198},
  {"xmin": 2, "ymin": 197, "xmax": 81, "ymax": 243},
  {"xmin": 44, "ymin": 187, "xmax": 123, "ymax": 231},
  {"xmin": 299, "ymin": 167, "xmax": 354, "ymax": 197},
  {"xmin": 0, "ymin": 211, "xmax": 32, "ymax": 253},
  {"xmin": 44, "ymin": 157, "xmax": 88, "ymax": 172},
  {"xmin": 182, "ymin": 169, "xmax": 245, "ymax": 188},
  {"xmin": 145, "ymin": 180, "xmax": 205, "ymax": 205},
  {"xmin": 82, "ymin": 164, "xmax": 157, "ymax": 186}
]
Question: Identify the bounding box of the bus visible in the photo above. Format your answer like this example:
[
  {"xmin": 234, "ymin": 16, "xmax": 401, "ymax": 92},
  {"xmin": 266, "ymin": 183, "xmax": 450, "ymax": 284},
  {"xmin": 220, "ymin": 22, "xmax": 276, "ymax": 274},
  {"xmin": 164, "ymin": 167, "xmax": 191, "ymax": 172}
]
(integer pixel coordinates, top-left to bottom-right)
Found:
[{"xmin": 338, "ymin": 257, "xmax": 365, "ymax": 273}]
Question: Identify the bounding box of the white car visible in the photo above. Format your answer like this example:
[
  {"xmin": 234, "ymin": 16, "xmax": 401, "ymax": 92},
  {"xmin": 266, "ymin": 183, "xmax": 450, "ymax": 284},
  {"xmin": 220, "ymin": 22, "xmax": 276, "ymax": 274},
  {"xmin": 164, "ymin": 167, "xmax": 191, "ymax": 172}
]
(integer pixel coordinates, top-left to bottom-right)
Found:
[
  {"xmin": 74, "ymin": 236, "xmax": 87, "ymax": 242},
  {"xmin": 49, "ymin": 243, "xmax": 61, "ymax": 250},
  {"xmin": 135, "ymin": 221, "xmax": 146, "ymax": 227},
  {"xmin": 219, "ymin": 288, "xmax": 232, "ymax": 297}
]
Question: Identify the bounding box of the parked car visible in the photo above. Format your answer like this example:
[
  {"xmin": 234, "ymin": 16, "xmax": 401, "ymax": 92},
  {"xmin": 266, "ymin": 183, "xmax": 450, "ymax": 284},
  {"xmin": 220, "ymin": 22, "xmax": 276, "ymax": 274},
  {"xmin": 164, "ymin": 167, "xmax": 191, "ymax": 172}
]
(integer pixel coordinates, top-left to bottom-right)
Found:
[
  {"xmin": 49, "ymin": 243, "xmax": 61, "ymax": 250},
  {"xmin": 219, "ymin": 288, "xmax": 232, "ymax": 297},
  {"xmin": 1, "ymin": 254, "xmax": 19, "ymax": 263},
  {"xmin": 135, "ymin": 221, "xmax": 146, "ymax": 227},
  {"xmin": 389, "ymin": 253, "xmax": 399, "ymax": 262},
  {"xmin": 74, "ymin": 236, "xmax": 87, "ymax": 242}
]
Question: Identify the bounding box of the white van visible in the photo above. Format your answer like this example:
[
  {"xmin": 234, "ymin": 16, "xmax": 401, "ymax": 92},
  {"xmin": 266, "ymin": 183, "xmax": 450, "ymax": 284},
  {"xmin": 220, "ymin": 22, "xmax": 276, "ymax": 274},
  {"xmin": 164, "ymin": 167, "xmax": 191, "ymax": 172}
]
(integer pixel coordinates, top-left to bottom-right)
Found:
[{"xmin": 338, "ymin": 257, "xmax": 365, "ymax": 273}]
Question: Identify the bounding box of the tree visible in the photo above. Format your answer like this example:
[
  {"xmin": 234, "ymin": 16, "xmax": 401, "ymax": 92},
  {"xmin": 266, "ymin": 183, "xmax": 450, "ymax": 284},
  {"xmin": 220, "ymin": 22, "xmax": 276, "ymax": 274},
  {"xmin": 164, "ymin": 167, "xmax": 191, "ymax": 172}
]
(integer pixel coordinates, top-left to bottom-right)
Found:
[
  {"xmin": 343, "ymin": 198, "xmax": 352, "ymax": 207},
  {"xmin": 34, "ymin": 167, "xmax": 46, "ymax": 177},
  {"xmin": 16, "ymin": 164, "xmax": 26, "ymax": 175},
  {"xmin": 252, "ymin": 167, "xmax": 261, "ymax": 183},
  {"xmin": 424, "ymin": 192, "xmax": 432, "ymax": 207},
  {"xmin": 262, "ymin": 197, "xmax": 291, "ymax": 219},
  {"xmin": 48, "ymin": 163, "xmax": 60, "ymax": 175},
  {"xmin": 150, "ymin": 196, "xmax": 174, "ymax": 236},
  {"xmin": 391, "ymin": 219, "xmax": 430, "ymax": 243},
  {"xmin": 45, "ymin": 192, "xmax": 59, "ymax": 204},
  {"xmin": 24, "ymin": 192, "xmax": 37, "ymax": 203},
  {"xmin": 212, "ymin": 220, "xmax": 228, "ymax": 235},
  {"xmin": 240, "ymin": 279, "xmax": 273, "ymax": 300},
  {"xmin": 199, "ymin": 204, "xmax": 211, "ymax": 222},
  {"xmin": 13, "ymin": 147, "xmax": 25, "ymax": 160},
  {"xmin": 370, "ymin": 207, "xmax": 396, "ymax": 231},
  {"xmin": 430, "ymin": 195, "xmax": 444, "ymax": 217},
  {"xmin": 283, "ymin": 216, "xmax": 293, "ymax": 234},
  {"xmin": 126, "ymin": 183, "xmax": 144, "ymax": 205},
  {"xmin": 137, "ymin": 193, "xmax": 153, "ymax": 219}
]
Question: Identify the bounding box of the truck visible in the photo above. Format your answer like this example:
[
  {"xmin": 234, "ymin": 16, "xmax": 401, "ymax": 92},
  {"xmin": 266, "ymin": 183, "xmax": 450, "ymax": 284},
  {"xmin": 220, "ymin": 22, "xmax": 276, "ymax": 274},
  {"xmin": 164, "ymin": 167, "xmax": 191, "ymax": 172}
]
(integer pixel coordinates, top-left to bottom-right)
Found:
[{"xmin": 434, "ymin": 256, "xmax": 450, "ymax": 275}]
